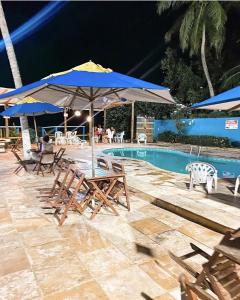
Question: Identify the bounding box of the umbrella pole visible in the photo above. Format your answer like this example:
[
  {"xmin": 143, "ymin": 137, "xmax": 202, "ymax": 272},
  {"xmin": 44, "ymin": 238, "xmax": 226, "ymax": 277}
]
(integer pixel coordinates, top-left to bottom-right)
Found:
[
  {"xmin": 33, "ymin": 116, "xmax": 39, "ymax": 145},
  {"xmin": 64, "ymin": 107, "xmax": 68, "ymax": 135},
  {"xmin": 90, "ymin": 102, "xmax": 95, "ymax": 177},
  {"xmin": 103, "ymin": 108, "xmax": 106, "ymax": 130},
  {"xmin": 131, "ymin": 101, "xmax": 135, "ymax": 143}
]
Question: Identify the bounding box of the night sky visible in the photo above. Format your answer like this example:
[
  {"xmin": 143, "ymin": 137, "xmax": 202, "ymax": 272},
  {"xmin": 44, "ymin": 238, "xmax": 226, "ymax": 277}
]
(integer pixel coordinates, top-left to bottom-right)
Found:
[
  {"xmin": 1, "ymin": 1, "xmax": 240, "ymax": 128},
  {"xmin": 0, "ymin": 1, "xmax": 174, "ymax": 128},
  {"xmin": 0, "ymin": 1, "xmax": 172, "ymax": 87}
]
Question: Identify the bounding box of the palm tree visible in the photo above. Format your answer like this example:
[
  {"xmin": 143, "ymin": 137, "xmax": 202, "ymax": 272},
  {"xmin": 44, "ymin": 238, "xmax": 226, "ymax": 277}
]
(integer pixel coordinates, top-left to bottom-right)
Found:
[
  {"xmin": 221, "ymin": 65, "xmax": 240, "ymax": 90},
  {"xmin": 0, "ymin": 1, "xmax": 31, "ymax": 158},
  {"xmin": 157, "ymin": 1, "xmax": 227, "ymax": 97}
]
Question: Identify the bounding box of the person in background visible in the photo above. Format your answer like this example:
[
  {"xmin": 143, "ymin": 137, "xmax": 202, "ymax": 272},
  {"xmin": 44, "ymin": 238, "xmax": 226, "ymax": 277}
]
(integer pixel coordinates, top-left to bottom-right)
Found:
[
  {"xmin": 106, "ymin": 127, "xmax": 113, "ymax": 143},
  {"xmin": 31, "ymin": 135, "xmax": 53, "ymax": 160},
  {"xmin": 111, "ymin": 127, "xmax": 116, "ymax": 142},
  {"xmin": 94, "ymin": 127, "xmax": 99, "ymax": 143},
  {"xmin": 97, "ymin": 124, "xmax": 103, "ymax": 142},
  {"xmin": 41, "ymin": 135, "xmax": 54, "ymax": 153}
]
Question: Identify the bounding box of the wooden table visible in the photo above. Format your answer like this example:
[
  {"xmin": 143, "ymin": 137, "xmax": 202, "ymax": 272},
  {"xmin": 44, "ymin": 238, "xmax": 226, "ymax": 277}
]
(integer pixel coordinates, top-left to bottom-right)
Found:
[{"xmin": 75, "ymin": 166, "xmax": 128, "ymax": 219}]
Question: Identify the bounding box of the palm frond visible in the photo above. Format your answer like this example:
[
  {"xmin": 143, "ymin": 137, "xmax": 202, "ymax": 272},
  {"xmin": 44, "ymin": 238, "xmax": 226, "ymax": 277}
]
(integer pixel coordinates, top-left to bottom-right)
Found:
[
  {"xmin": 179, "ymin": 3, "xmax": 196, "ymax": 52},
  {"xmin": 221, "ymin": 70, "xmax": 240, "ymax": 89},
  {"xmin": 206, "ymin": 2, "xmax": 226, "ymax": 56},
  {"xmin": 221, "ymin": 65, "xmax": 240, "ymax": 80},
  {"xmin": 156, "ymin": 0, "xmax": 186, "ymax": 15},
  {"xmin": 165, "ymin": 16, "xmax": 183, "ymax": 42},
  {"xmin": 189, "ymin": 2, "xmax": 205, "ymax": 55},
  {"xmin": 207, "ymin": 1, "xmax": 227, "ymax": 31}
]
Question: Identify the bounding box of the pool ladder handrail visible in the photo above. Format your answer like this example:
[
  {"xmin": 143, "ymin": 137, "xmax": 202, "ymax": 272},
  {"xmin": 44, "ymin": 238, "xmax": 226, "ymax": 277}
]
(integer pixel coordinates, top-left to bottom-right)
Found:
[{"xmin": 190, "ymin": 145, "xmax": 202, "ymax": 157}]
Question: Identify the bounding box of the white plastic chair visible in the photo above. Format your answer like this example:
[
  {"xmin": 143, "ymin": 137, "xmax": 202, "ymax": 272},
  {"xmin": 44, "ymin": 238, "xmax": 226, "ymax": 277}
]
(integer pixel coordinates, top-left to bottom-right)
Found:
[
  {"xmin": 137, "ymin": 133, "xmax": 147, "ymax": 145},
  {"xmin": 55, "ymin": 131, "xmax": 65, "ymax": 145},
  {"xmin": 186, "ymin": 161, "xmax": 218, "ymax": 193},
  {"xmin": 65, "ymin": 131, "xmax": 73, "ymax": 145},
  {"xmin": 106, "ymin": 129, "xmax": 113, "ymax": 144},
  {"xmin": 114, "ymin": 131, "xmax": 125, "ymax": 143},
  {"xmin": 234, "ymin": 176, "xmax": 240, "ymax": 196}
]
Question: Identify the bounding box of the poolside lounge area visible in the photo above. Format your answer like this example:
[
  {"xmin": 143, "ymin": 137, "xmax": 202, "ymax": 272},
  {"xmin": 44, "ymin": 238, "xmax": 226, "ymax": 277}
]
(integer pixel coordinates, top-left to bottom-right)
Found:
[{"xmin": 1, "ymin": 143, "xmax": 239, "ymax": 299}]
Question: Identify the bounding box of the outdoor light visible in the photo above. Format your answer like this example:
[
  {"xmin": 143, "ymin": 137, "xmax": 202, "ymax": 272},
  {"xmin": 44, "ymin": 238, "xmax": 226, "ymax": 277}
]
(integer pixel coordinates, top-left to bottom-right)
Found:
[
  {"xmin": 74, "ymin": 110, "xmax": 81, "ymax": 117},
  {"xmin": 63, "ymin": 112, "xmax": 68, "ymax": 117},
  {"xmin": 87, "ymin": 116, "xmax": 91, "ymax": 122}
]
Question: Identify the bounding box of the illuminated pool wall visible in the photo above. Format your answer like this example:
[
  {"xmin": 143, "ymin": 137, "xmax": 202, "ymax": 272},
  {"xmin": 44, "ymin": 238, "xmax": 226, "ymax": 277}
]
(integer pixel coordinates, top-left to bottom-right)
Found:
[{"xmin": 154, "ymin": 117, "xmax": 240, "ymax": 144}]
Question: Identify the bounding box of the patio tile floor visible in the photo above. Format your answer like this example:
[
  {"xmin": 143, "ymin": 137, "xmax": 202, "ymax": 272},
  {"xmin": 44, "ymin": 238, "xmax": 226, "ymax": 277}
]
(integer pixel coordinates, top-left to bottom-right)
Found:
[{"xmin": 1, "ymin": 146, "xmax": 238, "ymax": 299}]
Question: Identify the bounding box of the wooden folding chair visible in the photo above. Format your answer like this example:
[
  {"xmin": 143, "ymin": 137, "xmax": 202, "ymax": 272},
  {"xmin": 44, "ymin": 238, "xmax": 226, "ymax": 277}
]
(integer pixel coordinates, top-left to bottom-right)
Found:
[
  {"xmin": 108, "ymin": 162, "xmax": 130, "ymax": 211},
  {"xmin": 33, "ymin": 152, "xmax": 56, "ymax": 176},
  {"xmin": 170, "ymin": 228, "xmax": 240, "ymax": 300},
  {"xmin": 50, "ymin": 169, "xmax": 91, "ymax": 225},
  {"xmin": 38, "ymin": 161, "xmax": 71, "ymax": 200},
  {"xmin": 11, "ymin": 136, "xmax": 22, "ymax": 151},
  {"xmin": 54, "ymin": 147, "xmax": 66, "ymax": 168},
  {"xmin": 12, "ymin": 150, "xmax": 35, "ymax": 174}
]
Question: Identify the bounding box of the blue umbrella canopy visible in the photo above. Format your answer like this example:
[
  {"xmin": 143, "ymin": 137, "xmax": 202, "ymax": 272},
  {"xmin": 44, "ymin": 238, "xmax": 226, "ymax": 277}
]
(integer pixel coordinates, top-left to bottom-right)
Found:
[
  {"xmin": 0, "ymin": 61, "xmax": 175, "ymax": 109},
  {"xmin": 192, "ymin": 86, "xmax": 240, "ymax": 111},
  {"xmin": 0, "ymin": 97, "xmax": 63, "ymax": 117}
]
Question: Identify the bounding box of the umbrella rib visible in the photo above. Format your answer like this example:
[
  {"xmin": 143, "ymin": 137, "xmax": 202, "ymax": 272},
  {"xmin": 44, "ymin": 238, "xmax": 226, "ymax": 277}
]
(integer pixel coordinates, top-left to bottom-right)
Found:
[
  {"xmin": 4, "ymin": 84, "xmax": 49, "ymax": 105},
  {"xmin": 144, "ymin": 89, "xmax": 175, "ymax": 103},
  {"xmin": 78, "ymin": 87, "xmax": 90, "ymax": 99},
  {"xmin": 93, "ymin": 88, "xmax": 101, "ymax": 97},
  {"xmin": 94, "ymin": 88, "xmax": 126, "ymax": 99},
  {"xmin": 227, "ymin": 103, "xmax": 240, "ymax": 112},
  {"xmin": 47, "ymin": 85, "xmax": 87, "ymax": 98}
]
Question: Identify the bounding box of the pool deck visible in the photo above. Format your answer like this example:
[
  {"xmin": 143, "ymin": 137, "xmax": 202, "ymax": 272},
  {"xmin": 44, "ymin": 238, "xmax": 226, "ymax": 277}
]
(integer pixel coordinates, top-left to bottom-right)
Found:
[
  {"xmin": 0, "ymin": 143, "xmax": 239, "ymax": 299},
  {"xmin": 66, "ymin": 143, "xmax": 240, "ymax": 232}
]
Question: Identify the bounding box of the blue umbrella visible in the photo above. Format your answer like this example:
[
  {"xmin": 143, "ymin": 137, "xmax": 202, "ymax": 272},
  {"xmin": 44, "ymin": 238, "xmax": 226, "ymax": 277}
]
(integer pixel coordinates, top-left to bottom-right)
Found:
[
  {"xmin": 0, "ymin": 97, "xmax": 62, "ymax": 139},
  {"xmin": 0, "ymin": 61, "xmax": 174, "ymax": 109},
  {"xmin": 0, "ymin": 61, "xmax": 175, "ymax": 175},
  {"xmin": 192, "ymin": 86, "xmax": 240, "ymax": 111}
]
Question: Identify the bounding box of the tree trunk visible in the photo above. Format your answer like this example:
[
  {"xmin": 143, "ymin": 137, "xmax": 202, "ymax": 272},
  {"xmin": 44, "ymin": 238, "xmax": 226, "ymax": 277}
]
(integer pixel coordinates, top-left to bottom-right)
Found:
[
  {"xmin": 201, "ymin": 24, "xmax": 215, "ymax": 97},
  {"xmin": 0, "ymin": 1, "xmax": 31, "ymax": 158}
]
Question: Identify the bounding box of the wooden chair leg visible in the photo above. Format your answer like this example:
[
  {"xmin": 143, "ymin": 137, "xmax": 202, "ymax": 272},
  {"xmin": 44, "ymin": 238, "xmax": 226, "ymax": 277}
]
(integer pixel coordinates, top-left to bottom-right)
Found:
[
  {"xmin": 179, "ymin": 274, "xmax": 198, "ymax": 300},
  {"xmin": 123, "ymin": 176, "xmax": 130, "ymax": 211},
  {"xmin": 14, "ymin": 165, "xmax": 22, "ymax": 174}
]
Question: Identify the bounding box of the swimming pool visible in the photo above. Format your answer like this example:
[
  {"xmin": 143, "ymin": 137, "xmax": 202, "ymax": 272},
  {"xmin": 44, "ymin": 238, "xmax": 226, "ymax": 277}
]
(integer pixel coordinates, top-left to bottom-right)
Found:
[{"xmin": 103, "ymin": 147, "xmax": 240, "ymax": 178}]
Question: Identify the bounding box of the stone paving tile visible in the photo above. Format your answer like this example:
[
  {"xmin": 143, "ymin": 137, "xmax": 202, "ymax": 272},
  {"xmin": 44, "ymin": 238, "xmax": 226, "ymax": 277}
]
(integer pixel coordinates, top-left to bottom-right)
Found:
[
  {"xmin": 0, "ymin": 245, "xmax": 30, "ymax": 277},
  {"xmin": 33, "ymin": 252, "xmax": 91, "ymax": 296},
  {"xmin": 130, "ymin": 217, "xmax": 172, "ymax": 236},
  {"xmin": 1, "ymin": 149, "xmax": 235, "ymax": 299},
  {"xmin": 154, "ymin": 294, "xmax": 176, "ymax": 300},
  {"xmin": 139, "ymin": 260, "xmax": 179, "ymax": 290},
  {"xmin": 99, "ymin": 265, "xmax": 165, "ymax": 300},
  {"xmin": 44, "ymin": 280, "xmax": 110, "ymax": 300},
  {"xmin": 0, "ymin": 269, "xmax": 42, "ymax": 300},
  {"xmin": 177, "ymin": 221, "xmax": 223, "ymax": 248},
  {"xmin": 21, "ymin": 225, "xmax": 63, "ymax": 247},
  {"xmin": 80, "ymin": 246, "xmax": 132, "ymax": 279}
]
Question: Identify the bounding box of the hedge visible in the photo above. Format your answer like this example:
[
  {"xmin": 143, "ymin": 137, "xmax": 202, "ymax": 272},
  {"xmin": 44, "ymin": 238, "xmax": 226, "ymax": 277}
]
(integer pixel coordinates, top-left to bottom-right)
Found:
[{"xmin": 157, "ymin": 131, "xmax": 231, "ymax": 148}]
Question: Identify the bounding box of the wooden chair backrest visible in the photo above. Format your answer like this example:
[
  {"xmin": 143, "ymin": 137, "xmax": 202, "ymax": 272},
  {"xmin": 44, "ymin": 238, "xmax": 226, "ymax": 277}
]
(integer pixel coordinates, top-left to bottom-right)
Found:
[
  {"xmin": 97, "ymin": 158, "xmax": 109, "ymax": 170},
  {"xmin": 66, "ymin": 168, "xmax": 87, "ymax": 199},
  {"xmin": 112, "ymin": 162, "xmax": 125, "ymax": 173},
  {"xmin": 12, "ymin": 150, "xmax": 22, "ymax": 163},
  {"xmin": 55, "ymin": 147, "xmax": 66, "ymax": 162}
]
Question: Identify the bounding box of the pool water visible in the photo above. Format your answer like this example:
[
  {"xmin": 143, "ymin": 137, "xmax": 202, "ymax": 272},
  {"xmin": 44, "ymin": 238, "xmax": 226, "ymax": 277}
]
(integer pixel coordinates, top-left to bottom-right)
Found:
[{"xmin": 103, "ymin": 147, "xmax": 240, "ymax": 178}]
